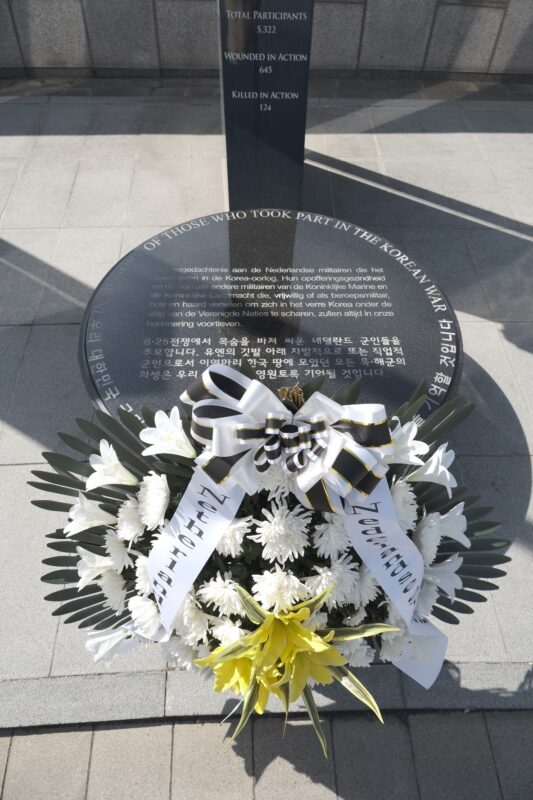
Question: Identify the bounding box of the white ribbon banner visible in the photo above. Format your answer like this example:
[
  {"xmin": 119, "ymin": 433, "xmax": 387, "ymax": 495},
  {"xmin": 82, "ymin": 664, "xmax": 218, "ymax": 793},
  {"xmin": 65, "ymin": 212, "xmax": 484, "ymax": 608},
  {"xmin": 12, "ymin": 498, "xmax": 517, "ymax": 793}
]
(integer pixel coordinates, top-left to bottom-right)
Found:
[
  {"xmin": 147, "ymin": 471, "xmax": 244, "ymax": 631},
  {"xmin": 396, "ymin": 616, "xmax": 448, "ymax": 689}
]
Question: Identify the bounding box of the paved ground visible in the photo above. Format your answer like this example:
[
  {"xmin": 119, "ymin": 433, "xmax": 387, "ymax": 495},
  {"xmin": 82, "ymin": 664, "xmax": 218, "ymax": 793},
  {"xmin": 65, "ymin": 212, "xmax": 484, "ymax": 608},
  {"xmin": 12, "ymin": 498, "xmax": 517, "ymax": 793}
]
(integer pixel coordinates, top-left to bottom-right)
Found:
[
  {"xmin": 0, "ymin": 75, "xmax": 532, "ymax": 794},
  {"xmin": 1, "ymin": 712, "xmax": 532, "ymax": 800}
]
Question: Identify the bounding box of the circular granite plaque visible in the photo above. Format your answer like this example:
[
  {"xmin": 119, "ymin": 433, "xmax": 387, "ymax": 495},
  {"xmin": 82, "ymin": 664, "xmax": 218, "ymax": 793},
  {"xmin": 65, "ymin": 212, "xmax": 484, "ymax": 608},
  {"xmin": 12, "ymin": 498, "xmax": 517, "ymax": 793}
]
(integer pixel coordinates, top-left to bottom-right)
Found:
[{"xmin": 80, "ymin": 210, "xmax": 462, "ymax": 418}]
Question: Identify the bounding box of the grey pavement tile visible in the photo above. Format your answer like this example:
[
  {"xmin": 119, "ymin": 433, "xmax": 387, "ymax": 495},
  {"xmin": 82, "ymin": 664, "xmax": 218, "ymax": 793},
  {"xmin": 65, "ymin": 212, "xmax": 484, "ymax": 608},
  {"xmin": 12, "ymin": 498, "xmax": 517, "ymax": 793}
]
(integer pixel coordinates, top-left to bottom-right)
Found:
[
  {"xmin": 0, "ymin": 228, "xmax": 59, "ymax": 325},
  {"xmin": 157, "ymin": 0, "xmax": 219, "ymax": 70},
  {"xmin": 311, "ymin": 2, "xmax": 363, "ymax": 70},
  {"xmin": 490, "ymin": 0, "xmax": 533, "ymax": 74},
  {"xmin": 465, "ymin": 229, "xmax": 533, "ymax": 322},
  {"xmin": 165, "ymin": 665, "xmax": 404, "ymax": 717},
  {"xmin": 396, "ymin": 228, "xmax": 493, "ymax": 322},
  {"xmin": 409, "ymin": 712, "xmax": 501, "ymax": 800},
  {"xmin": 0, "ymin": 467, "xmax": 62, "ymax": 681},
  {"xmin": 0, "ymin": 1, "xmax": 23, "ymax": 68},
  {"xmin": 452, "ymin": 321, "xmax": 533, "ymax": 456},
  {"xmin": 333, "ymin": 715, "xmax": 419, "ymax": 800},
  {"xmin": 172, "ymin": 722, "xmax": 253, "ymax": 799},
  {"xmin": 51, "ymin": 619, "xmax": 165, "ymax": 677},
  {"xmin": 34, "ymin": 103, "xmax": 94, "ymax": 153},
  {"xmin": 125, "ymin": 156, "xmax": 191, "ymax": 227},
  {"xmin": 2, "ymin": 728, "xmax": 91, "ymax": 800},
  {"xmin": 0, "ymin": 324, "xmax": 93, "ymax": 463},
  {"xmin": 0, "ymin": 104, "xmax": 44, "ymax": 158},
  {"xmin": 499, "ymin": 323, "xmax": 533, "ymax": 417},
  {"xmin": 185, "ymin": 157, "xmax": 226, "ymax": 220},
  {"xmin": 83, "ymin": 104, "xmax": 143, "ymax": 157},
  {"xmin": 435, "ymin": 161, "xmax": 516, "ymax": 221},
  {"xmin": 138, "ymin": 103, "xmax": 196, "ymax": 158},
  {"xmin": 254, "ymin": 718, "xmax": 336, "ymax": 799},
  {"xmin": 360, "ymin": 0, "xmax": 438, "ymax": 71},
  {"xmin": 120, "ymin": 226, "xmax": 168, "ymax": 256},
  {"xmin": 11, "ymin": 0, "xmax": 91, "ymax": 69},
  {"xmin": 87, "ymin": 724, "xmax": 171, "ymax": 800},
  {"xmin": 0, "ymin": 151, "xmax": 78, "ymax": 229},
  {"xmin": 401, "ymin": 662, "xmax": 533, "ymax": 710},
  {"xmin": 0, "ymin": 672, "xmax": 166, "ymax": 727},
  {"xmin": 83, "ymin": 0, "xmax": 158, "ymax": 71},
  {"xmin": 63, "ymin": 156, "xmax": 135, "ymax": 228},
  {"xmin": 0, "ymin": 326, "xmax": 31, "ymax": 435},
  {"xmin": 425, "ymin": 6, "xmax": 504, "ymax": 73},
  {"xmin": 0, "ymin": 159, "xmax": 22, "ymax": 217},
  {"xmin": 317, "ymin": 108, "xmax": 380, "ymax": 161},
  {"xmin": 0, "ymin": 731, "xmax": 11, "ymax": 790},
  {"xmin": 435, "ymin": 592, "xmax": 507, "ymax": 664},
  {"xmin": 36, "ymin": 227, "xmax": 122, "ymax": 323},
  {"xmin": 485, "ymin": 711, "xmax": 533, "ymax": 799}
]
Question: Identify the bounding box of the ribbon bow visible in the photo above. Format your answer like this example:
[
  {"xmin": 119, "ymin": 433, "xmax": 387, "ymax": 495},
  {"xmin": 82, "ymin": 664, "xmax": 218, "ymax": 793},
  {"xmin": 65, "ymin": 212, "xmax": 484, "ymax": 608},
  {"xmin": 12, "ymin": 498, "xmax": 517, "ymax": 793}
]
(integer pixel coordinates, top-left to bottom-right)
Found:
[{"xmin": 181, "ymin": 365, "xmax": 393, "ymax": 513}]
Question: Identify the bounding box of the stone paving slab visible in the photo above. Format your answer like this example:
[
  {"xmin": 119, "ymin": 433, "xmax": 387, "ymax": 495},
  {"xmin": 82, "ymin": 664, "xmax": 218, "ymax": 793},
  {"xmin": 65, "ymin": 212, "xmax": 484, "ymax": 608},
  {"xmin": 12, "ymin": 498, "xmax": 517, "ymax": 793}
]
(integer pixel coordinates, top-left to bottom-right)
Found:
[
  {"xmin": 1, "ymin": 712, "xmax": 532, "ymax": 799},
  {"xmin": 0, "ymin": 79, "xmax": 532, "ymax": 732}
]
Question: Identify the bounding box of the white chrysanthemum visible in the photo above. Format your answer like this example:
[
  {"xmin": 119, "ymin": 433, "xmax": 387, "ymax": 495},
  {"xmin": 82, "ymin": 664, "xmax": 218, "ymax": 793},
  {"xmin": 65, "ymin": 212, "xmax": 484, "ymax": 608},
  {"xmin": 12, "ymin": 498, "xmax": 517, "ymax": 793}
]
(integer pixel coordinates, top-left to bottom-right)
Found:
[
  {"xmin": 65, "ymin": 494, "xmax": 117, "ymax": 537},
  {"xmin": 216, "ymin": 516, "xmax": 253, "ymax": 558},
  {"xmin": 175, "ymin": 592, "xmax": 210, "ymax": 646},
  {"xmin": 391, "ymin": 479, "xmax": 419, "ymax": 533},
  {"xmin": 305, "ymin": 554, "xmax": 358, "ymax": 609},
  {"xmin": 76, "ymin": 547, "xmax": 113, "ymax": 589},
  {"xmin": 386, "ymin": 419, "xmax": 429, "ymax": 466},
  {"xmin": 99, "ymin": 570, "xmax": 127, "ymax": 613},
  {"xmin": 211, "ymin": 617, "xmax": 244, "ymax": 646},
  {"xmin": 416, "ymin": 580, "xmax": 439, "ymax": 617},
  {"xmin": 343, "ymin": 607, "xmax": 367, "ymax": 627},
  {"xmin": 135, "ymin": 555, "xmax": 151, "ymax": 596},
  {"xmin": 350, "ymin": 564, "xmax": 380, "ymax": 608},
  {"xmin": 138, "ymin": 471, "xmax": 170, "ymax": 530},
  {"xmin": 312, "ymin": 513, "xmax": 350, "ymax": 559},
  {"xmin": 250, "ymin": 500, "xmax": 311, "ymax": 563},
  {"xmin": 257, "ymin": 462, "xmax": 293, "ymax": 502},
  {"xmin": 197, "ymin": 573, "xmax": 243, "ymax": 617},
  {"xmin": 129, "ymin": 595, "xmax": 161, "ymax": 639},
  {"xmin": 252, "ymin": 564, "xmax": 309, "ymax": 613},
  {"xmin": 407, "ymin": 444, "xmax": 457, "ymax": 498},
  {"xmin": 139, "ymin": 407, "xmax": 196, "ymax": 459},
  {"xmin": 302, "ymin": 610, "xmax": 329, "ymax": 631},
  {"xmin": 116, "ymin": 497, "xmax": 145, "ymax": 543},
  {"xmin": 105, "ymin": 530, "xmax": 133, "ymax": 572},
  {"xmin": 86, "ymin": 440, "xmax": 138, "ymax": 491},
  {"xmin": 163, "ymin": 637, "xmax": 196, "ymax": 670},
  {"xmin": 338, "ymin": 639, "xmax": 374, "ymax": 668}
]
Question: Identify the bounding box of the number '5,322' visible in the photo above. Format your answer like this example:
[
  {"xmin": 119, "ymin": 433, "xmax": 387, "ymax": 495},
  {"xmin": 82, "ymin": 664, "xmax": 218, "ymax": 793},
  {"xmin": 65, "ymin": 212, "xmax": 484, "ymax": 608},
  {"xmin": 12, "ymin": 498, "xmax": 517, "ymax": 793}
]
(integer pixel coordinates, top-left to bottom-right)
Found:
[{"xmin": 257, "ymin": 24, "xmax": 276, "ymax": 33}]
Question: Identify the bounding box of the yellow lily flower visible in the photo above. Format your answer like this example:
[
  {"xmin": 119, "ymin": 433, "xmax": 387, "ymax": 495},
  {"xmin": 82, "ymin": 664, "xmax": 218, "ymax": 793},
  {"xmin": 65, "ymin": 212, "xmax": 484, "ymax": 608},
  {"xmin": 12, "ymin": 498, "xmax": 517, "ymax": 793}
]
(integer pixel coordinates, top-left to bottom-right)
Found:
[{"xmin": 195, "ymin": 585, "xmax": 399, "ymax": 756}]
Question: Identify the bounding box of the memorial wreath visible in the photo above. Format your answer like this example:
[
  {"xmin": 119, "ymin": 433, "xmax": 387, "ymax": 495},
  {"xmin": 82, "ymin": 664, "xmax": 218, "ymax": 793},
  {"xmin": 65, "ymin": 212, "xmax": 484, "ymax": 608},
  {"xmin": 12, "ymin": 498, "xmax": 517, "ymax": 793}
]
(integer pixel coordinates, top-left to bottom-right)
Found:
[{"xmin": 32, "ymin": 363, "xmax": 508, "ymax": 755}]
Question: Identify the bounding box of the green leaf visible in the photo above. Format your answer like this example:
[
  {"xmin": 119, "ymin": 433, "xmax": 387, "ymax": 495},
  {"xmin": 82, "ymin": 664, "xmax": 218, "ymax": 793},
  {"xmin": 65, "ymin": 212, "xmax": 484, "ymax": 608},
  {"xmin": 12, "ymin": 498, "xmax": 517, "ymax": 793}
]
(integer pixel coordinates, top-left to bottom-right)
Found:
[
  {"xmin": 46, "ymin": 540, "xmax": 79, "ymax": 554},
  {"xmin": 330, "ymin": 623, "xmax": 399, "ymax": 643},
  {"xmin": 435, "ymin": 597, "xmax": 474, "ymax": 615},
  {"xmin": 45, "ymin": 585, "xmax": 100, "ymax": 602},
  {"xmin": 57, "ymin": 432, "xmax": 96, "ymax": 456},
  {"xmin": 117, "ymin": 408, "xmax": 145, "ymax": 437},
  {"xmin": 301, "ymin": 376, "xmax": 325, "ymax": 400},
  {"xmin": 52, "ymin": 593, "xmax": 106, "ymax": 616},
  {"xmin": 461, "ymin": 577, "xmax": 499, "ymax": 592},
  {"xmin": 332, "ymin": 666, "xmax": 383, "ymax": 723},
  {"xmin": 301, "ymin": 685, "xmax": 328, "ymax": 758},
  {"xmin": 141, "ymin": 407, "xmax": 156, "ymax": 427},
  {"xmin": 94, "ymin": 610, "xmax": 130, "ymax": 630},
  {"xmin": 236, "ymin": 586, "xmax": 268, "ymax": 624},
  {"xmin": 41, "ymin": 569, "xmax": 79, "ymax": 584},
  {"xmin": 42, "ymin": 555, "xmax": 78, "ymax": 568},
  {"xmin": 31, "ymin": 499, "xmax": 72, "ymax": 513},
  {"xmin": 28, "ymin": 481, "xmax": 79, "ymax": 498},
  {"xmin": 458, "ymin": 565, "xmax": 507, "ymax": 579},
  {"xmin": 332, "ymin": 378, "xmax": 362, "ymax": 405},
  {"xmin": 231, "ymin": 675, "xmax": 259, "ymax": 741},
  {"xmin": 43, "ymin": 452, "xmax": 92, "ymax": 478},
  {"xmin": 455, "ymin": 589, "xmax": 487, "ymax": 604},
  {"xmin": 431, "ymin": 606, "xmax": 459, "ymax": 625},
  {"xmin": 31, "ymin": 470, "xmax": 84, "ymax": 490}
]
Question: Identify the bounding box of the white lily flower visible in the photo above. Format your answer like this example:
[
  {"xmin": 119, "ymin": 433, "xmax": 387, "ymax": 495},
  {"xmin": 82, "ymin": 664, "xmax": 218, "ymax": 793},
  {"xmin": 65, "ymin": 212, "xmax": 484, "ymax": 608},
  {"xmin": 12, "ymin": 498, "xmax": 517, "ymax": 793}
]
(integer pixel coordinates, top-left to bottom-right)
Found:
[
  {"xmin": 86, "ymin": 440, "xmax": 138, "ymax": 491},
  {"xmin": 138, "ymin": 471, "xmax": 170, "ymax": 530},
  {"xmin": 385, "ymin": 419, "xmax": 429, "ymax": 466},
  {"xmin": 85, "ymin": 626, "xmax": 139, "ymax": 663},
  {"xmin": 139, "ymin": 407, "xmax": 196, "ymax": 459},
  {"xmin": 76, "ymin": 546, "xmax": 113, "ymax": 589},
  {"xmin": 406, "ymin": 443, "xmax": 457, "ymax": 498},
  {"xmin": 414, "ymin": 503, "xmax": 469, "ymax": 566},
  {"xmin": 424, "ymin": 555, "xmax": 463, "ymax": 599},
  {"xmin": 65, "ymin": 494, "xmax": 117, "ymax": 537}
]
